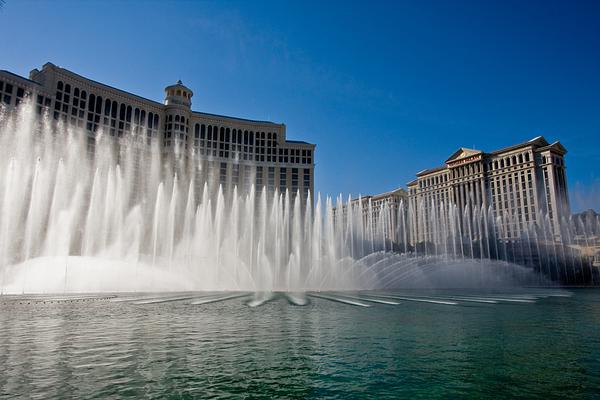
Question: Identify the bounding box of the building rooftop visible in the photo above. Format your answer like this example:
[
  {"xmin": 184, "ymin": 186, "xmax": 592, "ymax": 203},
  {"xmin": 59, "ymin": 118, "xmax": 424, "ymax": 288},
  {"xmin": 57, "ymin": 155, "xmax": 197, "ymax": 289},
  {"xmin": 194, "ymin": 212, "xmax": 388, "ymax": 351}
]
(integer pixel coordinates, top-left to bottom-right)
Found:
[
  {"xmin": 192, "ymin": 110, "xmax": 279, "ymax": 126},
  {"xmin": 39, "ymin": 62, "xmax": 281, "ymax": 126},
  {"xmin": 489, "ymin": 136, "xmax": 549, "ymax": 155},
  {"xmin": 416, "ymin": 165, "xmax": 446, "ymax": 177},
  {"xmin": 0, "ymin": 70, "xmax": 42, "ymax": 87}
]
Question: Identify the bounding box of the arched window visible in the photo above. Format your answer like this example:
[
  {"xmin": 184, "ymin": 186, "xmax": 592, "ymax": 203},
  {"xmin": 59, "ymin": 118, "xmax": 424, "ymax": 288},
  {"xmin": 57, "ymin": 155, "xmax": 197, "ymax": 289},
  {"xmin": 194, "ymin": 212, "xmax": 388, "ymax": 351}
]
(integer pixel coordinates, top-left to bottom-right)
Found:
[
  {"xmin": 500, "ymin": 159, "xmax": 504, "ymax": 168},
  {"xmin": 65, "ymin": 84, "xmax": 71, "ymax": 93},
  {"xmin": 111, "ymin": 101, "xmax": 118, "ymax": 118},
  {"xmin": 154, "ymin": 114, "xmax": 159, "ymax": 128},
  {"xmin": 126, "ymin": 106, "xmax": 132, "ymax": 122},
  {"xmin": 88, "ymin": 94, "xmax": 96, "ymax": 112},
  {"xmin": 134, "ymin": 108, "xmax": 140, "ymax": 124},
  {"xmin": 104, "ymin": 99, "xmax": 111, "ymax": 116},
  {"xmin": 525, "ymin": 152, "xmax": 530, "ymax": 162},
  {"xmin": 81, "ymin": 90, "xmax": 87, "ymax": 100},
  {"xmin": 195, "ymin": 123, "xmax": 200, "ymax": 138},
  {"xmin": 140, "ymin": 110, "xmax": 146, "ymax": 126},
  {"xmin": 175, "ymin": 115, "xmax": 180, "ymax": 122},
  {"xmin": 119, "ymin": 104, "xmax": 126, "ymax": 120},
  {"xmin": 201, "ymin": 124, "xmax": 206, "ymax": 139},
  {"xmin": 176, "ymin": 90, "xmax": 181, "ymax": 96},
  {"xmin": 518, "ymin": 154, "xmax": 523, "ymax": 164},
  {"xmin": 148, "ymin": 112, "xmax": 154, "ymax": 128},
  {"xmin": 95, "ymin": 96, "xmax": 102, "ymax": 114},
  {"xmin": 512, "ymin": 156, "xmax": 516, "ymax": 165},
  {"xmin": 57, "ymin": 81, "xmax": 64, "ymax": 91},
  {"xmin": 74, "ymin": 88, "xmax": 80, "ymax": 97}
]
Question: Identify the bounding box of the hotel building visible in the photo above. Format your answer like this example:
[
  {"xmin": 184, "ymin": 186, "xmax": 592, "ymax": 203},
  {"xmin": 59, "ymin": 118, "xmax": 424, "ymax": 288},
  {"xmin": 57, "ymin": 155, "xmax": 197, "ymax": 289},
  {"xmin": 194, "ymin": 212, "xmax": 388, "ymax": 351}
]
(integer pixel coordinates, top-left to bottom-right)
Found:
[
  {"xmin": 333, "ymin": 188, "xmax": 408, "ymax": 248},
  {"xmin": 0, "ymin": 62, "xmax": 315, "ymax": 204},
  {"xmin": 407, "ymin": 137, "xmax": 569, "ymax": 243}
]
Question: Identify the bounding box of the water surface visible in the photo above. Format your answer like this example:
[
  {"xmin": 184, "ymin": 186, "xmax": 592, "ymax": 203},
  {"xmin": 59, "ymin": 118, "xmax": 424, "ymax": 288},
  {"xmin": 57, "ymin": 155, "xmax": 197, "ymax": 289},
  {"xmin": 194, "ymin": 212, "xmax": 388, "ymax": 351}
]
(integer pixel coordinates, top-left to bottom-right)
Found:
[{"xmin": 1, "ymin": 289, "xmax": 599, "ymax": 399}]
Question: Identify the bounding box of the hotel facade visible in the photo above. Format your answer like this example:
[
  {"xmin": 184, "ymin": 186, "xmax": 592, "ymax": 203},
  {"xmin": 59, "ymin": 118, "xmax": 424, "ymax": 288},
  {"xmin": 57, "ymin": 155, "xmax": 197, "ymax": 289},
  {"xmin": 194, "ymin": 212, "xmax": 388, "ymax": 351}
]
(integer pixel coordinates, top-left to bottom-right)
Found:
[
  {"xmin": 0, "ymin": 62, "xmax": 315, "ymax": 204},
  {"xmin": 333, "ymin": 188, "xmax": 408, "ymax": 248},
  {"xmin": 407, "ymin": 137, "xmax": 569, "ymax": 244}
]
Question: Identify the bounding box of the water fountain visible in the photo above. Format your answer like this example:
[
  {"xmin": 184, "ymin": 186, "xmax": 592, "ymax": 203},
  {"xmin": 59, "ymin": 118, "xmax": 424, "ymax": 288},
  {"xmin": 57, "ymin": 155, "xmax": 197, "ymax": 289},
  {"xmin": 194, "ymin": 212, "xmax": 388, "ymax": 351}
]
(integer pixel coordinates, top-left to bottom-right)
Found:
[{"xmin": 0, "ymin": 103, "xmax": 596, "ymax": 294}]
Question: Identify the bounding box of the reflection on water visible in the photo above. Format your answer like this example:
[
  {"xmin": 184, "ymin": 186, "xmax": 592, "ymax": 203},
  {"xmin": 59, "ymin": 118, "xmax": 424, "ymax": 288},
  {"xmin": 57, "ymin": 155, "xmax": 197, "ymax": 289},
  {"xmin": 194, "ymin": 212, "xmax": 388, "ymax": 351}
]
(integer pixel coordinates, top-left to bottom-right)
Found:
[{"xmin": 0, "ymin": 289, "xmax": 599, "ymax": 399}]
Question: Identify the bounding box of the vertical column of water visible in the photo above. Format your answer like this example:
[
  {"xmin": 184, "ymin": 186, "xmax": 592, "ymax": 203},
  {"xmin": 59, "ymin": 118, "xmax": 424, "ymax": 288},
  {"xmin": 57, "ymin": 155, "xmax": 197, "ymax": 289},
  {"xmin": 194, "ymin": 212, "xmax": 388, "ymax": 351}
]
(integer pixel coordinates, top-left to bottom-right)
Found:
[
  {"xmin": 230, "ymin": 186, "xmax": 240, "ymax": 288},
  {"xmin": 367, "ymin": 198, "xmax": 375, "ymax": 255},
  {"xmin": 324, "ymin": 197, "xmax": 336, "ymax": 289},
  {"xmin": 335, "ymin": 195, "xmax": 345, "ymax": 273},
  {"xmin": 81, "ymin": 168, "xmax": 102, "ymax": 256},
  {"xmin": 346, "ymin": 195, "xmax": 355, "ymax": 259},
  {"xmin": 166, "ymin": 176, "xmax": 179, "ymax": 270},
  {"xmin": 400, "ymin": 201, "xmax": 408, "ymax": 255},
  {"xmin": 214, "ymin": 186, "xmax": 225, "ymax": 288},
  {"xmin": 356, "ymin": 197, "xmax": 365, "ymax": 259},
  {"xmin": 151, "ymin": 182, "xmax": 164, "ymax": 268},
  {"xmin": 289, "ymin": 193, "xmax": 302, "ymax": 290},
  {"xmin": 257, "ymin": 187, "xmax": 267, "ymax": 290},
  {"xmin": 112, "ymin": 165, "xmax": 126, "ymax": 259},
  {"xmin": 282, "ymin": 190, "xmax": 291, "ymax": 289},
  {"xmin": 345, "ymin": 195, "xmax": 356, "ymax": 284},
  {"xmin": 431, "ymin": 199, "xmax": 438, "ymax": 258},
  {"xmin": 301, "ymin": 191, "xmax": 312, "ymax": 287},
  {"xmin": 22, "ymin": 159, "xmax": 42, "ymax": 263},
  {"xmin": 0, "ymin": 159, "xmax": 16, "ymax": 294},
  {"xmin": 182, "ymin": 180, "xmax": 196, "ymax": 278},
  {"xmin": 309, "ymin": 194, "xmax": 322, "ymax": 289}
]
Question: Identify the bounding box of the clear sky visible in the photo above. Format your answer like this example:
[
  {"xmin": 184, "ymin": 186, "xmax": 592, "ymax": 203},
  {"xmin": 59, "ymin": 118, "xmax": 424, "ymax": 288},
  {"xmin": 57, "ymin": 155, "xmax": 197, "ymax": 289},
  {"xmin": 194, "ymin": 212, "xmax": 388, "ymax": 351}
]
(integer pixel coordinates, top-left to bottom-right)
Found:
[{"xmin": 1, "ymin": 0, "xmax": 599, "ymax": 211}]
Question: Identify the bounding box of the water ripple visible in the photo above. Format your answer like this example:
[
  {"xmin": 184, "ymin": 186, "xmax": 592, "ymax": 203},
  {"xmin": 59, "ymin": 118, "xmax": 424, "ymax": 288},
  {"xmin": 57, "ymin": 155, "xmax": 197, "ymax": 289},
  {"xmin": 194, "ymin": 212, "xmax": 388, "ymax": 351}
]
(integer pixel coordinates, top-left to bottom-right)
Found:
[{"xmin": 0, "ymin": 290, "xmax": 599, "ymax": 399}]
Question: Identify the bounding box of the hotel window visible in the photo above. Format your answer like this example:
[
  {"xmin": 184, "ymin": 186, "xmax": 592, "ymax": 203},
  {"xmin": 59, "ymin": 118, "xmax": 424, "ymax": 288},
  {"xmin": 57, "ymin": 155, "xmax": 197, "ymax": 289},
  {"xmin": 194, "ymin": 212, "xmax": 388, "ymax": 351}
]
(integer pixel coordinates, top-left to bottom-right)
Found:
[
  {"xmin": 303, "ymin": 169, "xmax": 310, "ymax": 198},
  {"xmin": 0, "ymin": 82, "xmax": 12, "ymax": 104},
  {"xmin": 15, "ymin": 87, "xmax": 26, "ymax": 106},
  {"xmin": 243, "ymin": 165, "xmax": 251, "ymax": 188},
  {"xmin": 291, "ymin": 168, "xmax": 298, "ymax": 193},
  {"xmin": 219, "ymin": 162, "xmax": 227, "ymax": 185},
  {"xmin": 268, "ymin": 167, "xmax": 275, "ymax": 191},
  {"xmin": 194, "ymin": 123, "xmax": 200, "ymax": 147},
  {"xmin": 280, "ymin": 167, "xmax": 287, "ymax": 188},
  {"xmin": 256, "ymin": 166, "xmax": 263, "ymax": 188},
  {"xmin": 232, "ymin": 164, "xmax": 239, "ymax": 186}
]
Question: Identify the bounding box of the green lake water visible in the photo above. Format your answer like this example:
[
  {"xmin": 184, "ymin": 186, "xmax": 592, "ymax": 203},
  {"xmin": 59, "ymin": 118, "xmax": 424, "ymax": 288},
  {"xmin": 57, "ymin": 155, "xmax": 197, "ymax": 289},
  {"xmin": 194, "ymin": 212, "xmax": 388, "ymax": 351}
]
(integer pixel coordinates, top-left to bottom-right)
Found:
[{"xmin": 1, "ymin": 289, "xmax": 599, "ymax": 399}]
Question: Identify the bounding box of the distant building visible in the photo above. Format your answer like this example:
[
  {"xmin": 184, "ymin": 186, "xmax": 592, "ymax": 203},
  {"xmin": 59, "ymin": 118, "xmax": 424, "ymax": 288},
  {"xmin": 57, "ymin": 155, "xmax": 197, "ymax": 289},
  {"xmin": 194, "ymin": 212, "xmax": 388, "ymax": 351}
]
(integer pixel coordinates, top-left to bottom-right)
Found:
[
  {"xmin": 571, "ymin": 209, "xmax": 600, "ymax": 267},
  {"xmin": 333, "ymin": 187, "xmax": 408, "ymax": 248},
  {"xmin": 0, "ymin": 62, "xmax": 315, "ymax": 205},
  {"xmin": 407, "ymin": 136, "xmax": 569, "ymax": 243}
]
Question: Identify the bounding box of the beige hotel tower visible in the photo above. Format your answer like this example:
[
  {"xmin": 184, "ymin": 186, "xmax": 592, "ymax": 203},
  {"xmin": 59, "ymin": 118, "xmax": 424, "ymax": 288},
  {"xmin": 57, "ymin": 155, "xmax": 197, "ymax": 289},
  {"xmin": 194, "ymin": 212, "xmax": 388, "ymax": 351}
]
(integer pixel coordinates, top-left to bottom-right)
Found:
[
  {"xmin": 0, "ymin": 63, "xmax": 315, "ymax": 205},
  {"xmin": 407, "ymin": 137, "xmax": 570, "ymax": 244}
]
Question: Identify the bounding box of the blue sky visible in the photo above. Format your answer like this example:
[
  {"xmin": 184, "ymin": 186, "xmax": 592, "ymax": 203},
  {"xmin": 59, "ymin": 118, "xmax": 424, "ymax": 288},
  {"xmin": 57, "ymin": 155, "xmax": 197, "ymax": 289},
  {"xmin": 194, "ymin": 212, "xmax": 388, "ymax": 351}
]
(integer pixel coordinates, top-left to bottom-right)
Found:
[{"xmin": 1, "ymin": 0, "xmax": 599, "ymax": 211}]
